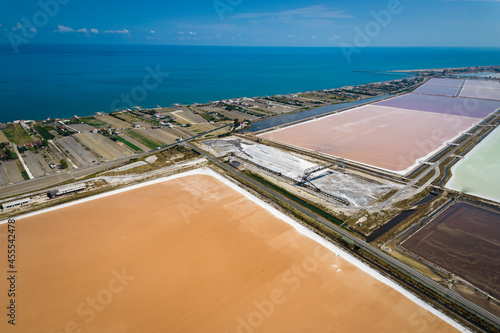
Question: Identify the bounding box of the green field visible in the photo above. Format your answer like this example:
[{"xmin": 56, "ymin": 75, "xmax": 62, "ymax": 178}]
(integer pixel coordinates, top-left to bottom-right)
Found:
[
  {"xmin": 115, "ymin": 136, "xmax": 142, "ymax": 152},
  {"xmin": 80, "ymin": 117, "xmax": 107, "ymax": 128},
  {"xmin": 34, "ymin": 125, "xmax": 55, "ymax": 140},
  {"xmin": 3, "ymin": 124, "xmax": 34, "ymax": 145},
  {"xmin": 126, "ymin": 130, "xmax": 164, "ymax": 150}
]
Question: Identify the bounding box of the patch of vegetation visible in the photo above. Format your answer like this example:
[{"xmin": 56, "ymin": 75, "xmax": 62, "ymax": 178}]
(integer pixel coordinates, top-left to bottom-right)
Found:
[
  {"xmin": 242, "ymin": 170, "xmax": 344, "ymax": 226},
  {"xmin": 80, "ymin": 117, "xmax": 107, "ymax": 128},
  {"xmin": 3, "ymin": 124, "xmax": 33, "ymax": 145},
  {"xmin": 415, "ymin": 169, "xmax": 436, "ymax": 187},
  {"xmin": 126, "ymin": 130, "xmax": 164, "ymax": 150},
  {"xmin": 198, "ymin": 111, "xmax": 215, "ymax": 122},
  {"xmin": 60, "ymin": 159, "xmax": 68, "ymax": 169},
  {"xmin": 53, "ymin": 126, "xmax": 71, "ymax": 136},
  {"xmin": 34, "ymin": 125, "xmax": 55, "ymax": 140},
  {"xmin": 378, "ymin": 189, "xmax": 398, "ymax": 203},
  {"xmin": 2, "ymin": 146, "xmax": 17, "ymax": 160},
  {"xmin": 114, "ymin": 136, "xmax": 142, "ymax": 152}
]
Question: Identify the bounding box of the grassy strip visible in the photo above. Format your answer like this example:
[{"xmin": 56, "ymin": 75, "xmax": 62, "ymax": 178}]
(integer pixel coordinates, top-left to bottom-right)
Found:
[
  {"xmin": 198, "ymin": 111, "xmax": 215, "ymax": 122},
  {"xmin": 242, "ymin": 170, "xmax": 343, "ymax": 226},
  {"xmin": 415, "ymin": 169, "xmax": 436, "ymax": 187},
  {"xmin": 34, "ymin": 125, "xmax": 55, "ymax": 140},
  {"xmin": 3, "ymin": 124, "xmax": 34, "ymax": 145},
  {"xmin": 378, "ymin": 189, "xmax": 398, "ymax": 203},
  {"xmin": 114, "ymin": 136, "xmax": 142, "ymax": 152},
  {"xmin": 126, "ymin": 130, "xmax": 164, "ymax": 150},
  {"xmin": 80, "ymin": 117, "xmax": 107, "ymax": 128}
]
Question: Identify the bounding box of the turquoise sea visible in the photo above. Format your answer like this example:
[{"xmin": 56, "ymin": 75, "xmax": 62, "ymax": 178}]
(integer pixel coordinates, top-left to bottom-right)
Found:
[{"xmin": 1, "ymin": 44, "xmax": 500, "ymax": 123}]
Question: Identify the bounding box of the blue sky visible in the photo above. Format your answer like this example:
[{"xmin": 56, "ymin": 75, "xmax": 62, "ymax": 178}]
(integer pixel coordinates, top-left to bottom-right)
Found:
[{"xmin": 1, "ymin": 0, "xmax": 499, "ymax": 47}]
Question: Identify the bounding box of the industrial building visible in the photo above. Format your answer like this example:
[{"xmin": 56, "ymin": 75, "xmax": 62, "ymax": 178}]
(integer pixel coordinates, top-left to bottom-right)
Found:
[
  {"xmin": 48, "ymin": 183, "xmax": 87, "ymax": 198},
  {"xmin": 1, "ymin": 197, "xmax": 31, "ymax": 210}
]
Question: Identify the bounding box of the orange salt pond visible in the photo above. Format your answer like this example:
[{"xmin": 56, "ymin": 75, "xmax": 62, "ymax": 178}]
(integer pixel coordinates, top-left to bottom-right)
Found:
[{"xmin": 0, "ymin": 171, "xmax": 462, "ymax": 332}]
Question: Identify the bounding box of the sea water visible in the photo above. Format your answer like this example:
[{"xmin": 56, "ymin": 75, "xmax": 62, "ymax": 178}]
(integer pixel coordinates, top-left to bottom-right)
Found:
[{"xmin": 1, "ymin": 44, "xmax": 500, "ymax": 123}]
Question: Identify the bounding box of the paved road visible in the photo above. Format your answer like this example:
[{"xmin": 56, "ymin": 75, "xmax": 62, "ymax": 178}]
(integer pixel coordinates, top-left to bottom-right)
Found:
[{"xmin": 186, "ymin": 142, "xmax": 500, "ymax": 330}]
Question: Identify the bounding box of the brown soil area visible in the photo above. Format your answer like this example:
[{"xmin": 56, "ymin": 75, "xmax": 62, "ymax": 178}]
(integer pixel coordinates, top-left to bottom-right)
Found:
[{"xmin": 402, "ymin": 202, "xmax": 500, "ymax": 300}]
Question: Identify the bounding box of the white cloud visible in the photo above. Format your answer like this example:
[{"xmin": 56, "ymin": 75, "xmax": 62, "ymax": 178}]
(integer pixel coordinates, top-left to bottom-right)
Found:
[
  {"xmin": 311, "ymin": 35, "xmax": 318, "ymax": 39},
  {"xmin": 54, "ymin": 25, "xmax": 74, "ymax": 33},
  {"xmin": 233, "ymin": 5, "xmax": 352, "ymax": 20},
  {"xmin": 12, "ymin": 23, "xmax": 23, "ymax": 31},
  {"xmin": 150, "ymin": 30, "xmax": 155, "ymax": 34},
  {"xmin": 177, "ymin": 31, "xmax": 185, "ymax": 34},
  {"xmin": 104, "ymin": 29, "xmax": 130, "ymax": 36},
  {"xmin": 189, "ymin": 31, "xmax": 197, "ymax": 35},
  {"xmin": 286, "ymin": 34, "xmax": 295, "ymax": 38},
  {"xmin": 76, "ymin": 28, "xmax": 89, "ymax": 36},
  {"xmin": 53, "ymin": 25, "xmax": 99, "ymax": 37}
]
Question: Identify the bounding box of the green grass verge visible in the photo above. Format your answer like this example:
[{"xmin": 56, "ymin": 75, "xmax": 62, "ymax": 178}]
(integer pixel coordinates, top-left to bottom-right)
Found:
[
  {"xmin": 243, "ymin": 171, "xmax": 343, "ymax": 226},
  {"xmin": 80, "ymin": 117, "xmax": 107, "ymax": 128},
  {"xmin": 126, "ymin": 130, "xmax": 164, "ymax": 150},
  {"xmin": 114, "ymin": 136, "xmax": 142, "ymax": 152},
  {"xmin": 3, "ymin": 124, "xmax": 34, "ymax": 145}
]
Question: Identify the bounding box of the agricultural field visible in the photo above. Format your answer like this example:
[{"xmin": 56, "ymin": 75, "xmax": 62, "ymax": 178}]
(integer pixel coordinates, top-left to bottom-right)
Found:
[
  {"xmin": 200, "ymin": 106, "xmax": 256, "ymax": 121},
  {"xmin": 0, "ymin": 131, "xmax": 9, "ymax": 143},
  {"xmin": 137, "ymin": 128, "xmax": 176, "ymax": 145},
  {"xmin": 75, "ymin": 132, "xmax": 133, "ymax": 160},
  {"xmin": 126, "ymin": 129, "xmax": 165, "ymax": 150},
  {"xmin": 2, "ymin": 124, "xmax": 34, "ymax": 145},
  {"xmin": 55, "ymin": 137, "xmax": 98, "ymax": 167},
  {"xmin": 99, "ymin": 115, "xmax": 133, "ymax": 129},
  {"xmin": 79, "ymin": 116, "xmax": 108, "ymax": 128}
]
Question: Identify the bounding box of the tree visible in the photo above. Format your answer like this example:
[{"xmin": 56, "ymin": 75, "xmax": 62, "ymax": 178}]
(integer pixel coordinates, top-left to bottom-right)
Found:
[{"xmin": 60, "ymin": 159, "xmax": 68, "ymax": 169}]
